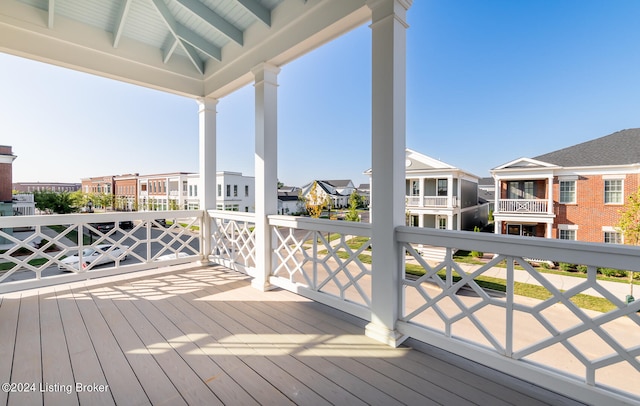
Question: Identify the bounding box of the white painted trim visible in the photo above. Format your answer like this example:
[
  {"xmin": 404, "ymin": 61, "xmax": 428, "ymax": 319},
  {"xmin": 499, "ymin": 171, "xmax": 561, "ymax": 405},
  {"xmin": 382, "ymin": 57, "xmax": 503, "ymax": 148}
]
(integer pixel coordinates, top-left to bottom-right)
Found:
[{"xmin": 558, "ymin": 224, "xmax": 579, "ymax": 230}]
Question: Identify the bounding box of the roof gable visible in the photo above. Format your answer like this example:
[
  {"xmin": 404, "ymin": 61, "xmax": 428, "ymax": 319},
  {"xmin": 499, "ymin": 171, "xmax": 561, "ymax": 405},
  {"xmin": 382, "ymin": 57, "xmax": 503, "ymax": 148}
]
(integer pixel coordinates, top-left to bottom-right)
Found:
[{"xmin": 493, "ymin": 157, "xmax": 557, "ymax": 171}]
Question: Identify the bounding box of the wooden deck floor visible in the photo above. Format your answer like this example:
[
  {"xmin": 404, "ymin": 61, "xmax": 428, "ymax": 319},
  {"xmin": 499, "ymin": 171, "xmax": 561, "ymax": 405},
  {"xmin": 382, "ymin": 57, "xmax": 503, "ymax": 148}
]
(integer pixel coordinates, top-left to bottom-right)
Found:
[{"xmin": 0, "ymin": 264, "xmax": 584, "ymax": 406}]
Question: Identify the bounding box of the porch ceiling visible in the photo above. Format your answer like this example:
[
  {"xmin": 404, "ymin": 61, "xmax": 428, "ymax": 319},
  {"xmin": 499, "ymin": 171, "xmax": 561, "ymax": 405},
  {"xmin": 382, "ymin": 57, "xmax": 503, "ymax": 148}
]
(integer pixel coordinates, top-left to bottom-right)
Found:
[{"xmin": 0, "ymin": 0, "xmax": 370, "ymax": 98}]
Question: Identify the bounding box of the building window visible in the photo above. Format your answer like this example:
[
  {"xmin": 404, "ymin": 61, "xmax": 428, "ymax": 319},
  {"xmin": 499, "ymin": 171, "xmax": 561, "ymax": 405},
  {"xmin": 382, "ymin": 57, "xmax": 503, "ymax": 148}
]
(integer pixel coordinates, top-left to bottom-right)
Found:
[
  {"xmin": 193, "ymin": 185, "xmax": 198, "ymax": 197},
  {"xmin": 604, "ymin": 179, "xmax": 623, "ymax": 204},
  {"xmin": 218, "ymin": 184, "xmax": 222, "ymax": 197},
  {"xmin": 245, "ymin": 185, "xmax": 249, "ymax": 197},
  {"xmin": 234, "ymin": 185, "xmax": 238, "ymax": 197},
  {"xmin": 183, "ymin": 181, "xmax": 188, "ymax": 194},
  {"xmin": 558, "ymin": 229, "xmax": 576, "ymax": 240},
  {"xmin": 189, "ymin": 185, "xmax": 193, "ymax": 196},
  {"xmin": 437, "ymin": 179, "xmax": 447, "ymax": 196},
  {"xmin": 559, "ymin": 180, "xmax": 576, "ymax": 204},
  {"xmin": 226, "ymin": 185, "xmax": 231, "ymax": 197},
  {"xmin": 604, "ymin": 231, "xmax": 623, "ymax": 244},
  {"xmin": 437, "ymin": 217, "xmax": 447, "ymax": 229}
]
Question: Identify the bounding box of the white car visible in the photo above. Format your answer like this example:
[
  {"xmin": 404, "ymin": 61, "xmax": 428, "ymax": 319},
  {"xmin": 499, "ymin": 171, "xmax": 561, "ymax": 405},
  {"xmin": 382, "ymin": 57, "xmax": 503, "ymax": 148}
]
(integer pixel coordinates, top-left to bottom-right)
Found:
[{"xmin": 58, "ymin": 244, "xmax": 128, "ymax": 271}]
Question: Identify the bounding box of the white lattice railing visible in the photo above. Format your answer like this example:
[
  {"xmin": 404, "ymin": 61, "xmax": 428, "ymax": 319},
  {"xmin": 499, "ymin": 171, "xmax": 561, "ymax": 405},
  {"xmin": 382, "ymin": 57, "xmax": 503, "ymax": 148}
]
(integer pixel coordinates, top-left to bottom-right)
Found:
[
  {"xmin": 208, "ymin": 210, "xmax": 256, "ymax": 277},
  {"xmin": 268, "ymin": 215, "xmax": 372, "ymax": 320},
  {"xmin": 0, "ymin": 211, "xmax": 203, "ymax": 293},
  {"xmin": 498, "ymin": 199, "xmax": 548, "ymax": 213},
  {"xmin": 396, "ymin": 226, "xmax": 640, "ymax": 403}
]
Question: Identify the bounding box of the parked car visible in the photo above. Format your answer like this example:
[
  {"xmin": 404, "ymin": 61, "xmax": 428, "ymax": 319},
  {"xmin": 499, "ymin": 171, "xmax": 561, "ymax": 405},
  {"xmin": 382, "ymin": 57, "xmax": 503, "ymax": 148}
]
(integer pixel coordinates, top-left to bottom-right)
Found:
[
  {"xmin": 58, "ymin": 244, "xmax": 128, "ymax": 271},
  {"xmin": 90, "ymin": 222, "xmax": 115, "ymax": 233},
  {"xmin": 154, "ymin": 252, "xmax": 190, "ymax": 261},
  {"xmin": 119, "ymin": 220, "xmax": 134, "ymax": 229},
  {"xmin": 153, "ymin": 219, "xmax": 168, "ymax": 228}
]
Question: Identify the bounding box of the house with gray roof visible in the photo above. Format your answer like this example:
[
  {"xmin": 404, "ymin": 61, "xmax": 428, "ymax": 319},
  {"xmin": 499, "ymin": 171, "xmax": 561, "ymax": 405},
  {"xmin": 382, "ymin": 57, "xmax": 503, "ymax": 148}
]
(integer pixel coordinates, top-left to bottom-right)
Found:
[
  {"xmin": 491, "ymin": 128, "xmax": 640, "ymax": 243},
  {"xmin": 365, "ymin": 148, "xmax": 488, "ymax": 232}
]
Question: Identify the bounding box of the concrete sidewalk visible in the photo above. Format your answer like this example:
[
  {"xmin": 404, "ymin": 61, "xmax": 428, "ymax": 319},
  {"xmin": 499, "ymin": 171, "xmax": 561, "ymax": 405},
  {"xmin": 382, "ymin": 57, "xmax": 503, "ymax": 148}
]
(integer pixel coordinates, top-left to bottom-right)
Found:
[{"xmin": 457, "ymin": 261, "xmax": 636, "ymax": 302}]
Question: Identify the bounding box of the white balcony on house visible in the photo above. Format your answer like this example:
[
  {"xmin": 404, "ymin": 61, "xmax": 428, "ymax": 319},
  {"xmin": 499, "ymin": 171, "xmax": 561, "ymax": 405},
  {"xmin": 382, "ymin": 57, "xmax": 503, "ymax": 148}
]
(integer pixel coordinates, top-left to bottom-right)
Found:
[
  {"xmin": 406, "ymin": 195, "xmax": 457, "ymax": 208},
  {"xmin": 498, "ymin": 198, "xmax": 548, "ymax": 213}
]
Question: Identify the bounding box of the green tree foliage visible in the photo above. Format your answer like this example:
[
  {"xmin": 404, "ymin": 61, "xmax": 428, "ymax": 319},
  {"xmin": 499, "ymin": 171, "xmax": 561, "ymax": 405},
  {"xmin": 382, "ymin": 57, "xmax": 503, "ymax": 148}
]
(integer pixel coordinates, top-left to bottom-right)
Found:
[
  {"xmin": 345, "ymin": 191, "xmax": 361, "ymax": 222},
  {"xmin": 617, "ymin": 188, "xmax": 640, "ymax": 245},
  {"xmin": 33, "ymin": 191, "xmax": 78, "ymax": 214}
]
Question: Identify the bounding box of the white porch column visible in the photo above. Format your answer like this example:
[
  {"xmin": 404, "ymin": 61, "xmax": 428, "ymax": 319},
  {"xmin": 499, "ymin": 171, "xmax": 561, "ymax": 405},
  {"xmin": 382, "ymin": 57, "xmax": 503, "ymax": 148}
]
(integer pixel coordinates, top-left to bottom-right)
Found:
[
  {"xmin": 197, "ymin": 97, "xmax": 218, "ymax": 263},
  {"xmin": 547, "ymin": 175, "xmax": 554, "ymax": 215},
  {"xmin": 546, "ymin": 222, "xmax": 553, "ymax": 239},
  {"xmin": 366, "ymin": 0, "xmax": 412, "ymax": 347},
  {"xmin": 447, "ymin": 174, "xmax": 454, "ymax": 208},
  {"xmin": 252, "ymin": 63, "xmax": 280, "ymax": 291},
  {"xmin": 495, "ymin": 220, "xmax": 502, "ymax": 235}
]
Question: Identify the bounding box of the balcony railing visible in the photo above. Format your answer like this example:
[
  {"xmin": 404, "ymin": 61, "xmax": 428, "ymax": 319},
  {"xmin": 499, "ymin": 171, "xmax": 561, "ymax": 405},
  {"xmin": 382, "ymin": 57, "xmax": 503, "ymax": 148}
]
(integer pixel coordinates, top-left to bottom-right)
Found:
[
  {"xmin": 406, "ymin": 195, "xmax": 456, "ymax": 208},
  {"xmin": 498, "ymin": 199, "xmax": 548, "ymax": 213},
  {"xmin": 0, "ymin": 210, "xmax": 202, "ymax": 293},
  {"xmin": 1, "ymin": 211, "xmax": 638, "ymax": 404}
]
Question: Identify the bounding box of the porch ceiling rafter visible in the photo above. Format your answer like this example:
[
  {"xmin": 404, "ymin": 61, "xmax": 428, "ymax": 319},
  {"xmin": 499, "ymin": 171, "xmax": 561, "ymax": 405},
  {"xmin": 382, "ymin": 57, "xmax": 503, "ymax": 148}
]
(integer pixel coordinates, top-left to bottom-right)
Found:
[
  {"xmin": 175, "ymin": 0, "xmax": 243, "ymax": 46},
  {"xmin": 113, "ymin": 0, "xmax": 134, "ymax": 48}
]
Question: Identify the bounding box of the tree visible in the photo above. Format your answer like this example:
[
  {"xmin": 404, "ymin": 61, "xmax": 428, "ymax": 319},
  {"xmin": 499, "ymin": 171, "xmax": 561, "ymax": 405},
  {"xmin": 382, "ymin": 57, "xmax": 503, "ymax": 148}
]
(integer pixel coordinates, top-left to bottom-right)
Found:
[
  {"xmin": 305, "ymin": 181, "xmax": 327, "ymax": 218},
  {"xmin": 344, "ymin": 191, "xmax": 361, "ymax": 222},
  {"xmin": 615, "ymin": 188, "xmax": 640, "ymax": 302},
  {"xmin": 33, "ymin": 190, "xmax": 78, "ymax": 214},
  {"xmin": 617, "ymin": 188, "xmax": 640, "ymax": 245}
]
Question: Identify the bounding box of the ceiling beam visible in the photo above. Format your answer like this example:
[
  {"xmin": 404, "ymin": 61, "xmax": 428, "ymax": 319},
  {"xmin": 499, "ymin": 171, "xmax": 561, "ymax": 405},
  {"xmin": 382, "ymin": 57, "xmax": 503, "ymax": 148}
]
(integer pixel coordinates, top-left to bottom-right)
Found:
[
  {"xmin": 47, "ymin": 0, "xmax": 54, "ymax": 28},
  {"xmin": 236, "ymin": 0, "xmax": 270, "ymax": 27},
  {"xmin": 163, "ymin": 37, "xmax": 179, "ymax": 64},
  {"xmin": 175, "ymin": 0, "xmax": 243, "ymax": 46},
  {"xmin": 113, "ymin": 0, "xmax": 133, "ymax": 48},
  {"xmin": 150, "ymin": 0, "xmax": 220, "ymax": 73}
]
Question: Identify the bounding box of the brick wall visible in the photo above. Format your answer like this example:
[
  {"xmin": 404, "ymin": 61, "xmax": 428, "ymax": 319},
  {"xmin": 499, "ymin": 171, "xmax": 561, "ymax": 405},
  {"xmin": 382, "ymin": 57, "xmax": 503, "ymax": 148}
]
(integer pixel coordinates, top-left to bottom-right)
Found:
[
  {"xmin": 553, "ymin": 174, "xmax": 639, "ymax": 243},
  {"xmin": 0, "ymin": 146, "xmax": 13, "ymax": 202}
]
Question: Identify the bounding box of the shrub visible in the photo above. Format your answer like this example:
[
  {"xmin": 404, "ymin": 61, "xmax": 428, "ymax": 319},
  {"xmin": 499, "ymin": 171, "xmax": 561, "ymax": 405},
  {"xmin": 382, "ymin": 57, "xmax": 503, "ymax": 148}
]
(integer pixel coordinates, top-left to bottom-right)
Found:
[
  {"xmin": 576, "ymin": 265, "xmax": 588, "ymax": 273},
  {"xmin": 559, "ymin": 262, "xmax": 573, "ymax": 272},
  {"xmin": 597, "ymin": 267, "xmax": 628, "ymax": 278},
  {"xmin": 470, "ymin": 250, "xmax": 483, "ymax": 258}
]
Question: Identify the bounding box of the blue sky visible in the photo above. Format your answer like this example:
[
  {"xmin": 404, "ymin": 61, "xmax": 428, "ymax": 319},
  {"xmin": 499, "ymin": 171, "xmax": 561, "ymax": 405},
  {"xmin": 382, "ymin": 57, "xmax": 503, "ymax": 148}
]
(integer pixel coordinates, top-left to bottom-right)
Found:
[{"xmin": 3, "ymin": 1, "xmax": 640, "ymax": 187}]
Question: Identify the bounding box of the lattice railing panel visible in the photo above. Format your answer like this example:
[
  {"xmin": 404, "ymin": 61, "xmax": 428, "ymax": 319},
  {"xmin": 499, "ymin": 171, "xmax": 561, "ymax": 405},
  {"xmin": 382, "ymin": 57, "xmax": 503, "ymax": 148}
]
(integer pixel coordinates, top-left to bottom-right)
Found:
[
  {"xmin": 209, "ymin": 211, "xmax": 256, "ymax": 274},
  {"xmin": 0, "ymin": 211, "xmax": 202, "ymax": 291},
  {"xmin": 270, "ymin": 216, "xmax": 372, "ymax": 310},
  {"xmin": 397, "ymin": 226, "xmax": 640, "ymax": 399}
]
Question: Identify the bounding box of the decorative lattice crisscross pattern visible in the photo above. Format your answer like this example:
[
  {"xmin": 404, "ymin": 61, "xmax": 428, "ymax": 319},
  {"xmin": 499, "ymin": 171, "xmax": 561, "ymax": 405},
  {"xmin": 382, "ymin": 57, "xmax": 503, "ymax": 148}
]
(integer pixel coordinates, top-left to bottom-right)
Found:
[
  {"xmin": 397, "ymin": 227, "xmax": 640, "ymax": 398},
  {"xmin": 269, "ymin": 216, "xmax": 372, "ymax": 311}
]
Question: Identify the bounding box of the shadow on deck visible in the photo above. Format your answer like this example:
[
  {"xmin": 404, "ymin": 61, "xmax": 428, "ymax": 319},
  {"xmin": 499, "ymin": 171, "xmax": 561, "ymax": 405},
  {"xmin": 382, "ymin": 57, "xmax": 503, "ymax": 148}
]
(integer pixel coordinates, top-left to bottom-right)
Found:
[{"xmin": 0, "ymin": 264, "xmax": 584, "ymax": 405}]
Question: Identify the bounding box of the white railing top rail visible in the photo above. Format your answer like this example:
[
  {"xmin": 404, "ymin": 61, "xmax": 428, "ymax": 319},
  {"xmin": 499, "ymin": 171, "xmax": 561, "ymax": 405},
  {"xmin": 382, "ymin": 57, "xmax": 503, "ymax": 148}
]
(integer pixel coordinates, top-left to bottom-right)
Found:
[
  {"xmin": 396, "ymin": 226, "xmax": 640, "ymax": 272},
  {"xmin": 269, "ymin": 215, "xmax": 372, "ymax": 236},
  {"xmin": 208, "ymin": 209, "xmax": 256, "ymax": 222},
  {"xmin": 0, "ymin": 210, "xmax": 203, "ymax": 228}
]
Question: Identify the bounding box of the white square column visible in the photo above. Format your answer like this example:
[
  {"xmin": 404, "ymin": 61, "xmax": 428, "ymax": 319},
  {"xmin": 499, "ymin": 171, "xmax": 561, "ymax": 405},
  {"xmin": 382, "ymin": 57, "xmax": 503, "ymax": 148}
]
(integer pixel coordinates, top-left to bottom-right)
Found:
[
  {"xmin": 252, "ymin": 63, "xmax": 280, "ymax": 291},
  {"xmin": 365, "ymin": 0, "xmax": 412, "ymax": 347},
  {"xmin": 198, "ymin": 97, "xmax": 218, "ymax": 263}
]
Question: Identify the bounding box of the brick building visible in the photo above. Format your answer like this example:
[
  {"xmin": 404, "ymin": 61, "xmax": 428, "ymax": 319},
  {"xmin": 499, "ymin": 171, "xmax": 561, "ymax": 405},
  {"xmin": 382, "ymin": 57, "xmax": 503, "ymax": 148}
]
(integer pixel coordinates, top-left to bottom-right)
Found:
[
  {"xmin": 491, "ymin": 129, "xmax": 640, "ymax": 243},
  {"xmin": 13, "ymin": 182, "xmax": 81, "ymax": 193}
]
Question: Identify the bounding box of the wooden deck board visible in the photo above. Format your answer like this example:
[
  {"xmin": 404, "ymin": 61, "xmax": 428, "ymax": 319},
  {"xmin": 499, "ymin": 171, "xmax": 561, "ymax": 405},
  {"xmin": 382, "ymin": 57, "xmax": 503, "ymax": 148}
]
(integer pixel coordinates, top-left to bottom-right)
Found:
[
  {"xmin": 40, "ymin": 289, "xmax": 79, "ymax": 406},
  {"xmin": 0, "ymin": 265, "xmax": 587, "ymax": 406},
  {"xmin": 0, "ymin": 296, "xmax": 20, "ymax": 406}
]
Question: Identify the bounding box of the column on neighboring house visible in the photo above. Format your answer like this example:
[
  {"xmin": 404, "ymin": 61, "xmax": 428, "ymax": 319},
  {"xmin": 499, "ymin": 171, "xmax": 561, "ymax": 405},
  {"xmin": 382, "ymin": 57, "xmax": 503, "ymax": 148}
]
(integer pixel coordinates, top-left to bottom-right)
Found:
[
  {"xmin": 456, "ymin": 175, "xmax": 462, "ymax": 208},
  {"xmin": 546, "ymin": 222, "xmax": 553, "ymax": 239},
  {"xmin": 547, "ymin": 175, "xmax": 554, "ymax": 215},
  {"xmin": 366, "ymin": 0, "xmax": 411, "ymax": 347},
  {"xmin": 447, "ymin": 175, "xmax": 454, "ymax": 208},
  {"xmin": 418, "ymin": 177, "xmax": 424, "ymax": 208},
  {"xmin": 493, "ymin": 176, "xmax": 501, "ymax": 234},
  {"xmin": 198, "ymin": 97, "xmax": 218, "ymax": 262},
  {"xmin": 252, "ymin": 63, "xmax": 280, "ymax": 291}
]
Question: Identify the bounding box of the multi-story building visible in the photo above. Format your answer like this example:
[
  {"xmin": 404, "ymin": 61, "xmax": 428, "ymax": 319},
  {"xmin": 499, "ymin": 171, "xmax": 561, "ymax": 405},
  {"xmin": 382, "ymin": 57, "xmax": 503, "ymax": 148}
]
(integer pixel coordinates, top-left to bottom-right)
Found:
[
  {"xmin": 0, "ymin": 146, "xmax": 16, "ymax": 219},
  {"xmin": 215, "ymin": 171, "xmax": 255, "ymax": 212},
  {"xmin": 367, "ymin": 149, "xmax": 488, "ymax": 231},
  {"xmin": 491, "ymin": 128, "xmax": 640, "ymax": 243},
  {"xmin": 13, "ymin": 182, "xmax": 81, "ymax": 193},
  {"xmin": 113, "ymin": 174, "xmax": 139, "ymax": 211}
]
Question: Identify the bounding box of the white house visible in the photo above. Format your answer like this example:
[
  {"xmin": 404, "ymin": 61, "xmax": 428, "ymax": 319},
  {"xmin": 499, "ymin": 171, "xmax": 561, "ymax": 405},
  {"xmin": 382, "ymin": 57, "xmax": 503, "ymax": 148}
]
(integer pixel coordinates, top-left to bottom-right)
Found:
[
  {"xmin": 366, "ymin": 148, "xmax": 488, "ymax": 231},
  {"xmin": 300, "ymin": 180, "xmax": 356, "ymax": 209},
  {"xmin": 138, "ymin": 171, "xmax": 254, "ymax": 212}
]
